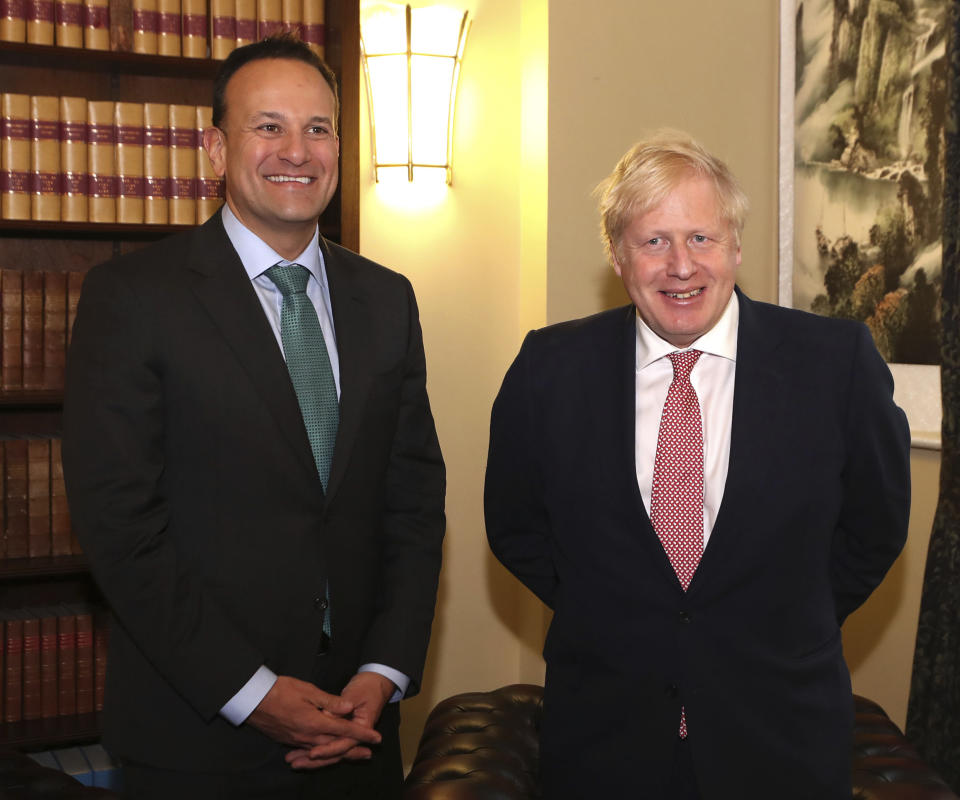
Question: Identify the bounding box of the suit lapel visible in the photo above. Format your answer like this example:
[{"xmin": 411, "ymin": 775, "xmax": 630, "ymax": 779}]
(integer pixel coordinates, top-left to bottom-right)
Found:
[
  {"xmin": 321, "ymin": 238, "xmax": 374, "ymax": 502},
  {"xmin": 186, "ymin": 214, "xmax": 319, "ymax": 480}
]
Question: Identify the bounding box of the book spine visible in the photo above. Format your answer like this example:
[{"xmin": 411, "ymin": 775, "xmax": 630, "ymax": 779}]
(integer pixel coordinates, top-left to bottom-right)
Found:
[
  {"xmin": 60, "ymin": 96, "xmax": 88, "ymax": 223},
  {"xmin": 131, "ymin": 0, "xmax": 155, "ymax": 52},
  {"xmin": 4, "ymin": 612, "xmax": 23, "ymax": 722},
  {"xmin": 169, "ymin": 104, "xmax": 196, "ymax": 225},
  {"xmin": 66, "ymin": 269, "xmax": 86, "ymax": 345},
  {"xmin": 155, "ymin": 0, "xmax": 178, "ymax": 55},
  {"xmin": 255, "ymin": 0, "xmax": 279, "ymax": 39},
  {"xmin": 39, "ymin": 609, "xmax": 58, "ymax": 717},
  {"xmin": 108, "ymin": 0, "xmax": 130, "ymax": 50},
  {"xmin": 82, "ymin": 0, "xmax": 108, "ymax": 49},
  {"xmin": 279, "ymin": 0, "xmax": 297, "ymax": 34},
  {"xmin": 114, "ymin": 101, "xmax": 144, "ymax": 223},
  {"xmin": 209, "ymin": 0, "xmax": 233, "ymax": 59},
  {"xmin": 54, "ymin": 0, "xmax": 82, "ymax": 46},
  {"xmin": 4, "ymin": 440, "xmax": 27, "ymax": 559},
  {"xmin": 74, "ymin": 607, "xmax": 93, "ymax": 715},
  {"xmin": 179, "ymin": 0, "xmax": 204, "ymax": 57},
  {"xmin": 195, "ymin": 104, "xmax": 222, "ymax": 223},
  {"xmin": 2, "ymin": 93, "xmax": 31, "ymax": 221},
  {"xmin": 50, "ymin": 438, "xmax": 71, "ymax": 556},
  {"xmin": 26, "ymin": 438, "xmax": 50, "ymax": 557},
  {"xmin": 56, "ymin": 608, "xmax": 76, "ymax": 716},
  {"xmin": 21, "ymin": 271, "xmax": 43, "ymax": 390},
  {"xmin": 93, "ymin": 610, "xmax": 108, "ymax": 712},
  {"xmin": 21, "ymin": 612, "xmax": 40, "ymax": 720},
  {"xmin": 43, "ymin": 271, "xmax": 67, "ymax": 390},
  {"xmin": 1, "ymin": 269, "xmax": 23, "ymax": 390},
  {"xmin": 26, "ymin": 0, "xmax": 54, "ymax": 43},
  {"xmin": 143, "ymin": 102, "xmax": 169, "ymax": 224},
  {"xmin": 234, "ymin": 0, "xmax": 252, "ymax": 47},
  {"xmin": 1, "ymin": 0, "xmax": 26, "ymax": 41},
  {"xmin": 300, "ymin": 0, "xmax": 322, "ymax": 59},
  {"xmin": 86, "ymin": 101, "xmax": 116, "ymax": 224},
  {"xmin": 31, "ymin": 94, "xmax": 61, "ymax": 222}
]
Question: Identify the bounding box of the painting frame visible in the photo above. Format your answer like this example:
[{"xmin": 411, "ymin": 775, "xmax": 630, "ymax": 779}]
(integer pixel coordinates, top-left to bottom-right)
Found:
[{"xmin": 778, "ymin": 0, "xmax": 942, "ymax": 450}]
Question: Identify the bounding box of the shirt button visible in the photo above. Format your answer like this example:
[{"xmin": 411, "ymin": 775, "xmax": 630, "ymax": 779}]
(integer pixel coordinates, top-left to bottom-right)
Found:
[
  {"xmin": 665, "ymin": 684, "xmax": 679, "ymax": 698},
  {"xmin": 314, "ymin": 596, "xmax": 328, "ymax": 611}
]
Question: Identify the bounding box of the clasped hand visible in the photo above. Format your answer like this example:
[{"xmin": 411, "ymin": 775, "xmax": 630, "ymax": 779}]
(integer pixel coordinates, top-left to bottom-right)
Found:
[{"xmin": 247, "ymin": 672, "xmax": 395, "ymax": 770}]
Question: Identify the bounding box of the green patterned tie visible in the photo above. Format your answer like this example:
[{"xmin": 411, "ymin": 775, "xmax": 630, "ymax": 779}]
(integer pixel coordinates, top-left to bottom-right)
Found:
[{"xmin": 265, "ymin": 263, "xmax": 339, "ymax": 491}]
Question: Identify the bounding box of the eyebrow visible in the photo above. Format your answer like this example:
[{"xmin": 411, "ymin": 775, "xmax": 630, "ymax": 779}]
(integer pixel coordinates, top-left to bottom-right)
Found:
[{"xmin": 249, "ymin": 111, "xmax": 334, "ymax": 126}]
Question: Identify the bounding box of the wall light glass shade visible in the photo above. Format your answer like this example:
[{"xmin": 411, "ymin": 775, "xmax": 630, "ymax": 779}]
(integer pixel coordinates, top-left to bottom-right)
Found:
[{"xmin": 361, "ymin": 3, "xmax": 470, "ymax": 184}]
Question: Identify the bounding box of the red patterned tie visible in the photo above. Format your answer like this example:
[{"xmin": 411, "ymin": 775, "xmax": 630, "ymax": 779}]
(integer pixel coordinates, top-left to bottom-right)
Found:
[{"xmin": 650, "ymin": 349, "xmax": 703, "ymax": 738}]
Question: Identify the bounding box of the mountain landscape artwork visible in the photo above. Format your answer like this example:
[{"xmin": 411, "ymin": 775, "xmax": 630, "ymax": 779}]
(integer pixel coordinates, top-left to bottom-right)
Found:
[{"xmin": 793, "ymin": 0, "xmax": 945, "ymax": 364}]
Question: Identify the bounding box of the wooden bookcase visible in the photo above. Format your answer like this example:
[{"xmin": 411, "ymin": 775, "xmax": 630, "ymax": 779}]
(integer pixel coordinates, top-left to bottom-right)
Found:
[{"xmin": 0, "ymin": 0, "xmax": 360, "ymax": 749}]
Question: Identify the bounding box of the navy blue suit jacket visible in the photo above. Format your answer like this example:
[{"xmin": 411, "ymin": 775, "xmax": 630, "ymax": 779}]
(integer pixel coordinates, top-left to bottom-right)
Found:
[{"xmin": 485, "ymin": 289, "xmax": 910, "ymax": 799}]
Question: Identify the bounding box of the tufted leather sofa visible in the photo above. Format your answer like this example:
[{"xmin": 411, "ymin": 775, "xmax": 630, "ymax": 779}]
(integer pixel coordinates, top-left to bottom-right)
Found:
[{"xmin": 402, "ymin": 684, "xmax": 959, "ymax": 800}]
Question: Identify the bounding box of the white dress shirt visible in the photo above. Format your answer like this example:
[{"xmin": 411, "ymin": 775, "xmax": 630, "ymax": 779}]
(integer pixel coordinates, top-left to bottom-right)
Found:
[
  {"xmin": 634, "ymin": 292, "xmax": 739, "ymax": 545},
  {"xmin": 218, "ymin": 205, "xmax": 408, "ymax": 725}
]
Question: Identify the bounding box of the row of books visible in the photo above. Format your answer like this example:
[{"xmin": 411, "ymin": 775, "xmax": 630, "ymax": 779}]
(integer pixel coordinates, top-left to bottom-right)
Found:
[
  {"xmin": 1, "ymin": 95, "xmax": 224, "ymax": 225},
  {"xmin": 1, "ymin": 604, "xmax": 107, "ymax": 723},
  {"xmin": 0, "ymin": 437, "xmax": 77, "ymax": 560},
  {"xmin": 0, "ymin": 0, "xmax": 325, "ymax": 60},
  {"xmin": 1, "ymin": 270, "xmax": 85, "ymax": 393},
  {"xmin": 29, "ymin": 745, "xmax": 121, "ymax": 791}
]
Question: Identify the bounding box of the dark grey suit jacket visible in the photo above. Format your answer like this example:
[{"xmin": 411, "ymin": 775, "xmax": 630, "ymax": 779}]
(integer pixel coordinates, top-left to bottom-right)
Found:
[
  {"xmin": 485, "ymin": 289, "xmax": 910, "ymax": 799},
  {"xmin": 63, "ymin": 211, "xmax": 445, "ymax": 776}
]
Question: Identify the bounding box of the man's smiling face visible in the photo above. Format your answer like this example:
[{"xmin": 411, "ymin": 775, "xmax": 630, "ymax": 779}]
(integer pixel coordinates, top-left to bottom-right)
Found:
[
  {"xmin": 613, "ymin": 175, "xmax": 740, "ymax": 347},
  {"xmin": 204, "ymin": 57, "xmax": 340, "ymax": 259}
]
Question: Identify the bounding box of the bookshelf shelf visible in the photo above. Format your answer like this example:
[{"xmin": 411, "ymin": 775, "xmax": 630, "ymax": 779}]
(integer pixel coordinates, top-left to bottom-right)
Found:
[
  {"xmin": 0, "ymin": 218, "xmax": 342, "ymax": 241},
  {"xmin": 0, "ymin": 555, "xmax": 89, "ymax": 580},
  {"xmin": 0, "ymin": 712, "xmax": 101, "ymax": 750},
  {"xmin": 0, "ymin": 391, "xmax": 62, "ymax": 409},
  {"xmin": 0, "ymin": 41, "xmax": 220, "ymax": 79}
]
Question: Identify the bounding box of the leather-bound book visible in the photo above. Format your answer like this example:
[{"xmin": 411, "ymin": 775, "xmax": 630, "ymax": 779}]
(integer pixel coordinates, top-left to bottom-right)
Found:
[
  {"xmin": 209, "ymin": 0, "xmax": 233, "ymax": 59},
  {"xmin": 30, "ymin": 94, "xmax": 61, "ymax": 222},
  {"xmin": 1, "ymin": 0, "xmax": 26, "ymax": 41},
  {"xmin": 108, "ymin": 0, "xmax": 130, "ymax": 50},
  {"xmin": 168, "ymin": 103, "xmax": 196, "ymax": 225},
  {"xmin": 26, "ymin": 0, "xmax": 54, "ymax": 43},
  {"xmin": 301, "ymin": 0, "xmax": 322, "ymax": 58},
  {"xmin": 195, "ymin": 104, "xmax": 222, "ymax": 223},
  {"xmin": 4, "ymin": 439, "xmax": 27, "ymax": 559},
  {"xmin": 1, "ymin": 269, "xmax": 23, "ymax": 390},
  {"xmin": 74, "ymin": 606, "xmax": 93, "ymax": 714},
  {"xmin": 43, "ymin": 271, "xmax": 67, "ymax": 390},
  {"xmin": 60, "ymin": 96, "xmax": 88, "ymax": 223},
  {"xmin": 82, "ymin": 0, "xmax": 109, "ymax": 49},
  {"xmin": 26, "ymin": 437, "xmax": 50, "ymax": 557},
  {"xmin": 38, "ymin": 607, "xmax": 58, "ymax": 717},
  {"xmin": 2, "ymin": 93, "xmax": 31, "ymax": 221},
  {"xmin": 3, "ymin": 610, "xmax": 23, "ymax": 722},
  {"xmin": 255, "ymin": 0, "xmax": 279, "ymax": 39},
  {"xmin": 234, "ymin": 0, "xmax": 252, "ymax": 47},
  {"xmin": 156, "ymin": 0, "xmax": 177, "ymax": 54},
  {"xmin": 114, "ymin": 101, "xmax": 144, "ymax": 224},
  {"xmin": 180, "ymin": 0, "xmax": 203, "ymax": 57},
  {"xmin": 21, "ymin": 611, "xmax": 40, "ymax": 720},
  {"xmin": 21, "ymin": 271, "xmax": 43, "ymax": 390},
  {"xmin": 50, "ymin": 438, "xmax": 70, "ymax": 556},
  {"xmin": 131, "ymin": 0, "xmax": 155, "ymax": 52},
  {"xmin": 66, "ymin": 269, "xmax": 85, "ymax": 344},
  {"xmin": 143, "ymin": 102, "xmax": 169, "ymax": 224},
  {"xmin": 86, "ymin": 100, "xmax": 116, "ymax": 223},
  {"xmin": 279, "ymin": 0, "xmax": 297, "ymax": 34},
  {"xmin": 56, "ymin": 606, "xmax": 76, "ymax": 716},
  {"xmin": 54, "ymin": 0, "xmax": 82, "ymax": 46}
]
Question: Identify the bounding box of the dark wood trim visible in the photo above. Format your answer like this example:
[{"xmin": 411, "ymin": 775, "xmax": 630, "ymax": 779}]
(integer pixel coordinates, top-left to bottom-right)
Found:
[
  {"xmin": 0, "ymin": 41, "xmax": 221, "ymax": 78},
  {"xmin": 328, "ymin": 0, "xmax": 360, "ymax": 253},
  {"xmin": 0, "ymin": 555, "xmax": 89, "ymax": 580},
  {"xmin": 0, "ymin": 713, "xmax": 101, "ymax": 750}
]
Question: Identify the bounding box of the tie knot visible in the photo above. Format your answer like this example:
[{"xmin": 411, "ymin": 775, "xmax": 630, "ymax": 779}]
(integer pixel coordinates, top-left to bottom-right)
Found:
[
  {"xmin": 668, "ymin": 349, "xmax": 702, "ymax": 381},
  {"xmin": 265, "ymin": 263, "xmax": 310, "ymax": 296}
]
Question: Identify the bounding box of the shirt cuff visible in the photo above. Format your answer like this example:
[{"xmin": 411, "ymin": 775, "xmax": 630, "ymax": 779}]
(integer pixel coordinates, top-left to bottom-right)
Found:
[
  {"xmin": 358, "ymin": 663, "xmax": 409, "ymax": 703},
  {"xmin": 220, "ymin": 665, "xmax": 278, "ymax": 726}
]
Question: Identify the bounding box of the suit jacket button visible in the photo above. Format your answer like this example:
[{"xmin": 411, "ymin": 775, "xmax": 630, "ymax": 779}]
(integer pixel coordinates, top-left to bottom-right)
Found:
[
  {"xmin": 679, "ymin": 611, "xmax": 691, "ymax": 624},
  {"xmin": 314, "ymin": 596, "xmax": 328, "ymax": 611},
  {"xmin": 665, "ymin": 684, "xmax": 679, "ymax": 698}
]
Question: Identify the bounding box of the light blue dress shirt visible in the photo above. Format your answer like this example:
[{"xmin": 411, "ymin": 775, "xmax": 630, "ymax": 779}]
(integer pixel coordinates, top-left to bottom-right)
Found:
[{"xmin": 218, "ymin": 205, "xmax": 409, "ymax": 725}]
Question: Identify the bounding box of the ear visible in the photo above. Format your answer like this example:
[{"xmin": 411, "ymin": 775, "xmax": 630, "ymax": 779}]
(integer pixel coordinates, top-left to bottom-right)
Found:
[
  {"xmin": 610, "ymin": 246, "xmax": 623, "ymax": 277},
  {"xmin": 735, "ymin": 245, "xmax": 742, "ymax": 267},
  {"xmin": 202, "ymin": 127, "xmax": 227, "ymax": 178}
]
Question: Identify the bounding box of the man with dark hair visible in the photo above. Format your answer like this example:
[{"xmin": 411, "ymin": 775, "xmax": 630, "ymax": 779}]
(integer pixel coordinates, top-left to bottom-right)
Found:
[
  {"xmin": 63, "ymin": 36, "xmax": 445, "ymax": 799},
  {"xmin": 485, "ymin": 131, "xmax": 910, "ymax": 799}
]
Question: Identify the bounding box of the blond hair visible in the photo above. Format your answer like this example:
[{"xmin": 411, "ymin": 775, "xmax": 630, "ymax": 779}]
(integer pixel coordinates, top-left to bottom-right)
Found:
[{"xmin": 595, "ymin": 130, "xmax": 749, "ymax": 265}]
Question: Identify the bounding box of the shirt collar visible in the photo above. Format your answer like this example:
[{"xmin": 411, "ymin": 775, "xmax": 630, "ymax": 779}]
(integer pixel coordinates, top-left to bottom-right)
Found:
[
  {"xmin": 221, "ymin": 203, "xmax": 328, "ymax": 291},
  {"xmin": 635, "ymin": 290, "xmax": 739, "ymax": 372}
]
